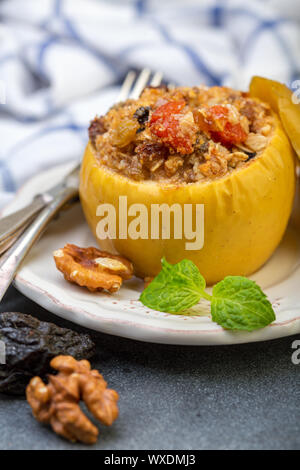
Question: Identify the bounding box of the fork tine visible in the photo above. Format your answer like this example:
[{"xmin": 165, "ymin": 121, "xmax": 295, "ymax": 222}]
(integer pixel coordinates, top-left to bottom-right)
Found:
[
  {"xmin": 118, "ymin": 70, "xmax": 137, "ymax": 102},
  {"xmin": 150, "ymin": 71, "xmax": 163, "ymax": 87},
  {"xmin": 130, "ymin": 68, "xmax": 151, "ymax": 99}
]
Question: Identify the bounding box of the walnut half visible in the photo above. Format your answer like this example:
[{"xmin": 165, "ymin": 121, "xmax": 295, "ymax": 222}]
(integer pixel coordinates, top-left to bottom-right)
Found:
[
  {"xmin": 53, "ymin": 244, "xmax": 134, "ymax": 293},
  {"xmin": 26, "ymin": 355, "xmax": 119, "ymax": 444}
]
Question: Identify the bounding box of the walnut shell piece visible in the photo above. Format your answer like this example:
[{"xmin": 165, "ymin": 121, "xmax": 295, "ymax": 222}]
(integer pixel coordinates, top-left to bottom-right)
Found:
[
  {"xmin": 26, "ymin": 355, "xmax": 119, "ymax": 445},
  {"xmin": 53, "ymin": 244, "xmax": 133, "ymax": 293}
]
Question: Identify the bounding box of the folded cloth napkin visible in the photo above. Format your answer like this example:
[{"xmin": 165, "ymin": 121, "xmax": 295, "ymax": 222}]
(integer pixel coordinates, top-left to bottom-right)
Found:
[{"xmin": 0, "ymin": 0, "xmax": 299, "ymax": 208}]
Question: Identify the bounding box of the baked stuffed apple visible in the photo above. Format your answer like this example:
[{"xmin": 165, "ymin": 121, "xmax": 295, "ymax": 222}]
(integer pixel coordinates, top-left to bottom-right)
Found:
[{"xmin": 80, "ymin": 78, "xmax": 297, "ymax": 284}]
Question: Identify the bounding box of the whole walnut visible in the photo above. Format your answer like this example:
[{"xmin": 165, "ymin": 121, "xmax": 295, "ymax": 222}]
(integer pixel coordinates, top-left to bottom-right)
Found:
[{"xmin": 26, "ymin": 355, "xmax": 119, "ymax": 444}]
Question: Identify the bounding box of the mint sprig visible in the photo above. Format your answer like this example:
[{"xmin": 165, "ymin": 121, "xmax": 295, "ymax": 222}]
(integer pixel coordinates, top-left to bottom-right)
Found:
[
  {"xmin": 211, "ymin": 276, "xmax": 275, "ymax": 331},
  {"xmin": 140, "ymin": 258, "xmax": 207, "ymax": 313},
  {"xmin": 140, "ymin": 259, "xmax": 275, "ymax": 331}
]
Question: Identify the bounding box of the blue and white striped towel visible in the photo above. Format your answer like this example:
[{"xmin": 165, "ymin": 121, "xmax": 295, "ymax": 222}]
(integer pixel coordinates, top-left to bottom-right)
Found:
[{"xmin": 0, "ymin": 0, "xmax": 299, "ymax": 207}]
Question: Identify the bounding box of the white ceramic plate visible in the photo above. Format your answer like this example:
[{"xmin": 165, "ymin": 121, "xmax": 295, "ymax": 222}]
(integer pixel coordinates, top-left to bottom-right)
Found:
[{"xmin": 2, "ymin": 163, "xmax": 300, "ymax": 345}]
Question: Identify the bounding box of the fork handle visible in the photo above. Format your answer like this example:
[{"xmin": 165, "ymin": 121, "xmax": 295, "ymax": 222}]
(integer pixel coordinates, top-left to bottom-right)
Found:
[
  {"xmin": 0, "ymin": 195, "xmax": 48, "ymax": 245},
  {"xmin": 0, "ymin": 187, "xmax": 78, "ymax": 303}
]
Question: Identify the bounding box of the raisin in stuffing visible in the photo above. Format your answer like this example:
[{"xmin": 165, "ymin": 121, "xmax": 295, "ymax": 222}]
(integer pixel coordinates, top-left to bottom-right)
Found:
[
  {"xmin": 0, "ymin": 312, "xmax": 95, "ymax": 395},
  {"xmin": 194, "ymin": 134, "xmax": 209, "ymax": 156},
  {"xmin": 89, "ymin": 116, "xmax": 107, "ymax": 146},
  {"xmin": 135, "ymin": 142, "xmax": 169, "ymax": 172},
  {"xmin": 245, "ymin": 150, "xmax": 257, "ymax": 161},
  {"xmin": 133, "ymin": 106, "xmax": 151, "ymax": 125}
]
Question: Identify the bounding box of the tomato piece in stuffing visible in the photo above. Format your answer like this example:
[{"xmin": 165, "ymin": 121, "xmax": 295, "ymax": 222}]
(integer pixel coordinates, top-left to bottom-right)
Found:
[
  {"xmin": 199, "ymin": 105, "xmax": 247, "ymax": 147},
  {"xmin": 149, "ymin": 100, "xmax": 195, "ymax": 154}
]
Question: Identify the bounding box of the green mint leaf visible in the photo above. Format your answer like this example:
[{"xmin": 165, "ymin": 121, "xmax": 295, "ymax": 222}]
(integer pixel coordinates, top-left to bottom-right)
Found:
[
  {"xmin": 211, "ymin": 276, "xmax": 275, "ymax": 331},
  {"xmin": 140, "ymin": 258, "xmax": 206, "ymax": 313}
]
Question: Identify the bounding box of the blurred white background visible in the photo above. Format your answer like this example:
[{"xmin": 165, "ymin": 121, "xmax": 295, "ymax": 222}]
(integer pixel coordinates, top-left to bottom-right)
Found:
[{"xmin": 0, "ymin": 0, "xmax": 299, "ymax": 206}]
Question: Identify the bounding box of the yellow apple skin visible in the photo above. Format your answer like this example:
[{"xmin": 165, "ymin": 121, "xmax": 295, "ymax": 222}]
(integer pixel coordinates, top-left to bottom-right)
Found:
[
  {"xmin": 80, "ymin": 111, "xmax": 295, "ymax": 285},
  {"xmin": 250, "ymin": 76, "xmax": 300, "ymax": 160}
]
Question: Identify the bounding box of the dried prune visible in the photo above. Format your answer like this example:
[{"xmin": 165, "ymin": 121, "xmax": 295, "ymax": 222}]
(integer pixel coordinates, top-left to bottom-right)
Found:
[{"xmin": 0, "ymin": 312, "xmax": 95, "ymax": 395}]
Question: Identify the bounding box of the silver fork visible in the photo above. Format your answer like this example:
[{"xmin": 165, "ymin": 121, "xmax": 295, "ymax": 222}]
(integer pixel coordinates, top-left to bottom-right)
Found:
[
  {"xmin": 0, "ymin": 68, "xmax": 163, "ymax": 302},
  {"xmin": 0, "ymin": 69, "xmax": 163, "ymax": 252}
]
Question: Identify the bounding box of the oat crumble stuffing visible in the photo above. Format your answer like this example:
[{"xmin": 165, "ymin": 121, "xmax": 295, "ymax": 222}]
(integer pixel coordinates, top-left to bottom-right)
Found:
[{"xmin": 89, "ymin": 85, "xmax": 275, "ymax": 183}]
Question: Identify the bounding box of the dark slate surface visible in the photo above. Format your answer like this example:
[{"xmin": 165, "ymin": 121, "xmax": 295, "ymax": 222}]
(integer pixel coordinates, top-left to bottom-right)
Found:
[{"xmin": 0, "ymin": 286, "xmax": 299, "ymax": 450}]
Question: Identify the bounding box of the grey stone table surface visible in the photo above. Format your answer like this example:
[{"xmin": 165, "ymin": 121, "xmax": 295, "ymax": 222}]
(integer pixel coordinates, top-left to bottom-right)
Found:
[{"xmin": 0, "ymin": 286, "xmax": 299, "ymax": 450}]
